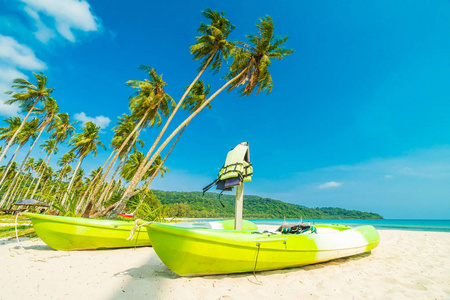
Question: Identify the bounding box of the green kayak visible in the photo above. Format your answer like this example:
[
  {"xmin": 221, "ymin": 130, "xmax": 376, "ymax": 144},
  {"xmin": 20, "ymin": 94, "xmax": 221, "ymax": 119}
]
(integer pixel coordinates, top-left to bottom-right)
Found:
[
  {"xmin": 24, "ymin": 213, "xmax": 258, "ymax": 251},
  {"xmin": 24, "ymin": 212, "xmax": 152, "ymax": 250},
  {"xmin": 147, "ymin": 222, "xmax": 380, "ymax": 276}
]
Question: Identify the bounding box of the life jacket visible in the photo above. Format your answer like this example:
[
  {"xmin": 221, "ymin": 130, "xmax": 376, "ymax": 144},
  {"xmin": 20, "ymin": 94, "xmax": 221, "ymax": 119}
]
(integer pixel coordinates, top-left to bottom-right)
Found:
[{"xmin": 202, "ymin": 142, "xmax": 253, "ymax": 204}]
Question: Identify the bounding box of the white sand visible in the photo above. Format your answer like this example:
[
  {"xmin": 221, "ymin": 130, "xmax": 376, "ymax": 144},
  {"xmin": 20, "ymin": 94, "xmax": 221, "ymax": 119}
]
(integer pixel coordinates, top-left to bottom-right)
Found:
[{"xmin": 1, "ymin": 229, "xmax": 449, "ymax": 300}]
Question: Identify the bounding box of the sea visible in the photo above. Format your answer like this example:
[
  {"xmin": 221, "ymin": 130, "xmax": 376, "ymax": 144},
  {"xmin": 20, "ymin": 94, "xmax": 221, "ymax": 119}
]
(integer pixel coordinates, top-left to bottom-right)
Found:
[
  {"xmin": 254, "ymin": 219, "xmax": 450, "ymax": 232},
  {"xmin": 198, "ymin": 218, "xmax": 450, "ymax": 232}
]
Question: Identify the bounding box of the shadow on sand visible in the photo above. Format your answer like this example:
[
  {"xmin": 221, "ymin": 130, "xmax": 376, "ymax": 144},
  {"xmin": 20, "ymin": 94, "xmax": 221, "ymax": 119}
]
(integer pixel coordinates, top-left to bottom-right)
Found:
[{"xmin": 107, "ymin": 250, "xmax": 374, "ymax": 299}]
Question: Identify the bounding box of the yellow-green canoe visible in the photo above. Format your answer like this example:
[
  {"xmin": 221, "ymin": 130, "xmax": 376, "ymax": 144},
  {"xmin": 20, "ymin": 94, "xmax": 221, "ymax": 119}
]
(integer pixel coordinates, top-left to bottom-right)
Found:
[
  {"xmin": 146, "ymin": 222, "xmax": 380, "ymax": 276},
  {"xmin": 24, "ymin": 213, "xmax": 258, "ymax": 251},
  {"xmin": 24, "ymin": 212, "xmax": 151, "ymax": 250}
]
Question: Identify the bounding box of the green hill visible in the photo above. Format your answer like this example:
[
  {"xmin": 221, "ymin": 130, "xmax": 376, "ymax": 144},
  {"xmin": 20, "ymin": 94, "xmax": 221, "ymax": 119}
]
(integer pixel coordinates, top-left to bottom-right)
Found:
[{"xmin": 152, "ymin": 190, "xmax": 383, "ymax": 219}]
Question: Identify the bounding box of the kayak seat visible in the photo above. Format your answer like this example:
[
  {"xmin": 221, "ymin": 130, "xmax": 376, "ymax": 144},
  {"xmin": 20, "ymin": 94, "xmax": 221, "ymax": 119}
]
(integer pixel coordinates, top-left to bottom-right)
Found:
[{"xmin": 276, "ymin": 224, "xmax": 316, "ymax": 234}]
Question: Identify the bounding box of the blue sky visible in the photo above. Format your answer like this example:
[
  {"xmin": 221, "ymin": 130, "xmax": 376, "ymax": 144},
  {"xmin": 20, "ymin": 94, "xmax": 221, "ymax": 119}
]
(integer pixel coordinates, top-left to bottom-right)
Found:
[{"xmin": 0, "ymin": 0, "xmax": 449, "ymax": 219}]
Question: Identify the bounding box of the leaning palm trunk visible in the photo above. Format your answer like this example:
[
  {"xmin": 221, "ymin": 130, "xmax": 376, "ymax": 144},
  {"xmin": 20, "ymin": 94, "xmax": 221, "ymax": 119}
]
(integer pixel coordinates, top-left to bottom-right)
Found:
[
  {"xmin": 120, "ymin": 51, "xmax": 218, "ymax": 201},
  {"xmin": 24, "ymin": 152, "xmax": 50, "ymax": 198},
  {"xmin": 76, "ymin": 150, "xmax": 114, "ymax": 213},
  {"xmin": 94, "ymin": 154, "xmax": 118, "ymax": 199},
  {"xmin": 1, "ymin": 173, "xmax": 23, "ymax": 208},
  {"xmin": 0, "ymin": 174, "xmax": 20, "ymax": 207},
  {"xmin": 107, "ymin": 68, "xmax": 248, "ymax": 218},
  {"xmin": 132, "ymin": 123, "xmax": 187, "ymax": 214},
  {"xmin": 0, "ymin": 144, "xmax": 23, "ymax": 189},
  {"xmin": 38, "ymin": 178, "xmax": 51, "ymax": 199},
  {"xmin": 91, "ymin": 156, "xmax": 125, "ymax": 214},
  {"xmin": 75, "ymin": 171, "xmax": 103, "ymax": 214},
  {"xmin": 0, "ymin": 126, "xmax": 46, "ymax": 204},
  {"xmin": 30, "ymin": 143, "xmax": 57, "ymax": 198},
  {"xmin": 0, "ymin": 97, "xmax": 39, "ymax": 166},
  {"xmin": 97, "ymin": 156, "xmax": 118, "ymax": 198},
  {"xmin": 61, "ymin": 155, "xmax": 85, "ymax": 206},
  {"xmin": 78, "ymin": 152, "xmax": 119, "ymax": 215},
  {"xmin": 46, "ymin": 180, "xmax": 58, "ymax": 196},
  {"xmin": 53, "ymin": 181, "xmax": 65, "ymax": 200},
  {"xmin": 88, "ymin": 112, "xmax": 148, "ymax": 204},
  {"xmin": 0, "ymin": 145, "xmax": 24, "ymax": 208},
  {"xmin": 106, "ymin": 179, "xmax": 121, "ymax": 202},
  {"xmin": 92, "ymin": 127, "xmax": 141, "ymax": 214},
  {"xmin": 15, "ymin": 174, "xmax": 31, "ymax": 202},
  {"xmin": 8, "ymin": 174, "xmax": 25, "ymax": 204},
  {"xmin": 9, "ymin": 173, "xmax": 25, "ymax": 201},
  {"xmin": 46, "ymin": 169, "xmax": 66, "ymax": 199}
]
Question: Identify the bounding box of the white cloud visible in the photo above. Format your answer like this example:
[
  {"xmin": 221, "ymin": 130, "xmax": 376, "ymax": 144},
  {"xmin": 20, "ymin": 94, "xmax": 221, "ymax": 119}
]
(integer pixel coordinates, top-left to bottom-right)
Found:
[
  {"xmin": 21, "ymin": 0, "xmax": 100, "ymax": 42},
  {"xmin": 74, "ymin": 112, "xmax": 111, "ymax": 129},
  {"xmin": 385, "ymin": 175, "xmax": 393, "ymax": 179},
  {"xmin": 0, "ymin": 35, "xmax": 46, "ymax": 70},
  {"xmin": 318, "ymin": 181, "xmax": 343, "ymax": 189},
  {"xmin": 0, "ymin": 36, "xmax": 45, "ymax": 117},
  {"xmin": 250, "ymin": 147, "xmax": 450, "ymax": 219},
  {"xmin": 0, "ymin": 100, "xmax": 21, "ymax": 118},
  {"xmin": 0, "ymin": 65, "xmax": 29, "ymax": 117},
  {"xmin": 23, "ymin": 6, "xmax": 56, "ymax": 43}
]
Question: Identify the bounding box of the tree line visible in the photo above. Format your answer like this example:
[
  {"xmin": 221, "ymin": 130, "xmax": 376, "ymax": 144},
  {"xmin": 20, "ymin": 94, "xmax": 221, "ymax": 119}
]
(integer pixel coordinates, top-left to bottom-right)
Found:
[
  {"xmin": 154, "ymin": 190, "xmax": 384, "ymax": 219},
  {"xmin": 0, "ymin": 9, "xmax": 294, "ymax": 219}
]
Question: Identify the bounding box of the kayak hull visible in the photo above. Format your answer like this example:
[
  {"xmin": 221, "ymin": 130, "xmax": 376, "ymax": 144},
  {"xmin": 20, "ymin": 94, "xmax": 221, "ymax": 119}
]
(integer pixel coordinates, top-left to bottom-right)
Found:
[
  {"xmin": 24, "ymin": 213, "xmax": 259, "ymax": 251},
  {"xmin": 24, "ymin": 213, "xmax": 151, "ymax": 250},
  {"xmin": 147, "ymin": 223, "xmax": 380, "ymax": 276}
]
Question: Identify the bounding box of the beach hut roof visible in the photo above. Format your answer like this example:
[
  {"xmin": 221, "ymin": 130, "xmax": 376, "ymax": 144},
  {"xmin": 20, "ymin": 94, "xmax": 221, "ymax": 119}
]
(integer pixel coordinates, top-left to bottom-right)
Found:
[{"xmin": 14, "ymin": 199, "xmax": 49, "ymax": 206}]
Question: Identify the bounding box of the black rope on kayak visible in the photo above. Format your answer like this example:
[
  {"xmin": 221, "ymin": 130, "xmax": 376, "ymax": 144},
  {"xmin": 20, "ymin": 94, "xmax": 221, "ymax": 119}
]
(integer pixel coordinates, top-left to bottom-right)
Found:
[{"xmin": 249, "ymin": 243, "xmax": 263, "ymax": 285}]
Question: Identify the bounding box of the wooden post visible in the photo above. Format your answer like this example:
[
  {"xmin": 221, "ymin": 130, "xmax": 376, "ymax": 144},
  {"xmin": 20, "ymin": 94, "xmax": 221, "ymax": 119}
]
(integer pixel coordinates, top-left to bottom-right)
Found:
[{"xmin": 235, "ymin": 182, "xmax": 243, "ymax": 230}]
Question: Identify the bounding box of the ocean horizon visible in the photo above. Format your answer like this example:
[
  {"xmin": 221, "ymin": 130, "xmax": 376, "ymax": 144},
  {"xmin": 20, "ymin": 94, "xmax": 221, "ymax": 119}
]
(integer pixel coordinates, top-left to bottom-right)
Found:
[{"xmin": 196, "ymin": 218, "xmax": 450, "ymax": 232}]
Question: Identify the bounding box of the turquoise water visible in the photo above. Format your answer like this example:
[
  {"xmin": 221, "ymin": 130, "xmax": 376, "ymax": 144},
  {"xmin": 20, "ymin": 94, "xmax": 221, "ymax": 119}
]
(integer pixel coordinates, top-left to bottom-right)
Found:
[{"xmin": 246, "ymin": 219, "xmax": 450, "ymax": 232}]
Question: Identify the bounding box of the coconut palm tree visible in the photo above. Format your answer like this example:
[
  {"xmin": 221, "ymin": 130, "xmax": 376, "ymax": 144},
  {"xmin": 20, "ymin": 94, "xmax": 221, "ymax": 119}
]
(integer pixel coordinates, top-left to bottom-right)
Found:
[
  {"xmin": 36, "ymin": 97, "xmax": 59, "ymax": 131},
  {"xmin": 0, "ymin": 119, "xmax": 40, "ymax": 204},
  {"xmin": 223, "ymin": 16, "xmax": 294, "ymax": 95},
  {"xmin": 93, "ymin": 114, "xmax": 142, "ymax": 194},
  {"xmin": 0, "ymin": 163, "xmax": 17, "ymax": 180},
  {"xmin": 0, "ymin": 118, "xmax": 38, "ymax": 189},
  {"xmin": 24, "ymin": 158, "xmax": 47, "ymax": 198},
  {"xmin": 90, "ymin": 115, "xmax": 146, "ymax": 212},
  {"xmin": 13, "ymin": 157, "xmax": 35, "ymax": 201},
  {"xmin": 144, "ymin": 15, "xmax": 293, "ymax": 181},
  {"xmin": 4, "ymin": 107, "xmax": 55, "ymax": 197},
  {"xmin": 30, "ymin": 139, "xmax": 58, "ymax": 198},
  {"xmin": 0, "ymin": 117, "xmax": 22, "ymax": 147},
  {"xmin": 38, "ymin": 165, "xmax": 53, "ymax": 197},
  {"xmin": 76, "ymin": 166, "xmax": 103, "ymax": 213},
  {"xmin": 107, "ymin": 15, "xmax": 293, "ymax": 218},
  {"xmin": 64, "ymin": 122, "xmax": 105, "ymax": 200},
  {"xmin": 128, "ymin": 86, "xmax": 200, "ymax": 201},
  {"xmin": 2, "ymin": 99, "xmax": 59, "ymax": 194},
  {"xmin": 1, "ymin": 118, "xmax": 38, "ymax": 182},
  {"xmin": 0, "ymin": 73, "xmax": 54, "ymax": 165},
  {"xmin": 0, "ymin": 162, "xmax": 17, "ymax": 200},
  {"xmin": 48, "ymin": 113, "xmax": 76, "ymax": 147},
  {"xmin": 113, "ymin": 10, "xmax": 234, "ymax": 206},
  {"xmin": 50, "ymin": 164, "xmax": 72, "ymax": 198},
  {"xmin": 121, "ymin": 151, "xmax": 163, "ymax": 182},
  {"xmin": 72, "ymin": 168, "xmax": 85, "ymax": 191},
  {"xmin": 88, "ymin": 70, "xmax": 174, "ymax": 206},
  {"xmin": 0, "ymin": 117, "xmax": 22, "ymax": 184},
  {"xmin": 48, "ymin": 152, "xmax": 76, "ymax": 196},
  {"xmin": 57, "ymin": 152, "xmax": 76, "ymax": 169},
  {"xmin": 127, "ymin": 80, "xmax": 209, "ymax": 199}
]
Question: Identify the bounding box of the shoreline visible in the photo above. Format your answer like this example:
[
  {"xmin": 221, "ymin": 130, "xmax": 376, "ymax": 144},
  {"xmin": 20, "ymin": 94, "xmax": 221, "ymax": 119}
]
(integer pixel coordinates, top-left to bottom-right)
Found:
[
  {"xmin": 1, "ymin": 229, "xmax": 449, "ymax": 299},
  {"xmin": 176, "ymin": 218, "xmax": 450, "ymax": 232}
]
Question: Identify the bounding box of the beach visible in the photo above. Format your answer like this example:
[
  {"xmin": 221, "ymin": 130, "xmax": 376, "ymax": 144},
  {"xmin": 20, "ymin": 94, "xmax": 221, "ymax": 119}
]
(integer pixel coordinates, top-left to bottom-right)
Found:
[{"xmin": 1, "ymin": 228, "xmax": 449, "ymax": 300}]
